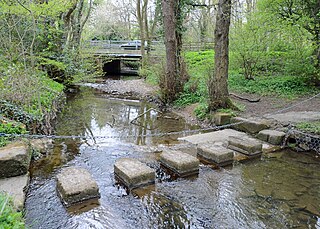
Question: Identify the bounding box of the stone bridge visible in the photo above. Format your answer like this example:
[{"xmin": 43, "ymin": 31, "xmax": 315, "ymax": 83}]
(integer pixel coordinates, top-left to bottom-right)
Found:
[{"xmin": 84, "ymin": 40, "xmax": 214, "ymax": 75}]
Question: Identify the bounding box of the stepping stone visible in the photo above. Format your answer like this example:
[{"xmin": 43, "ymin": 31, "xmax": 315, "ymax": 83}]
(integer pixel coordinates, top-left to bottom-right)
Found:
[
  {"xmin": 231, "ymin": 117, "xmax": 270, "ymax": 134},
  {"xmin": 160, "ymin": 150, "xmax": 199, "ymax": 177},
  {"xmin": 179, "ymin": 129, "xmax": 247, "ymax": 145},
  {"xmin": 214, "ymin": 112, "xmax": 232, "ymax": 126},
  {"xmin": 114, "ymin": 158, "xmax": 155, "ymax": 190},
  {"xmin": 0, "ymin": 141, "xmax": 31, "ymax": 179},
  {"xmin": 0, "ymin": 174, "xmax": 29, "ymax": 210},
  {"xmin": 56, "ymin": 167, "xmax": 100, "ymax": 207},
  {"xmin": 197, "ymin": 144, "xmax": 234, "ymax": 166},
  {"xmin": 257, "ymin": 130, "xmax": 286, "ymax": 145},
  {"xmin": 228, "ymin": 136, "xmax": 262, "ymax": 156}
]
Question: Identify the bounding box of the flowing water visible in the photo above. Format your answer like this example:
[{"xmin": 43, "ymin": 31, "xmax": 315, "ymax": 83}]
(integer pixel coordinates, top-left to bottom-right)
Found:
[{"xmin": 25, "ymin": 86, "xmax": 320, "ymax": 229}]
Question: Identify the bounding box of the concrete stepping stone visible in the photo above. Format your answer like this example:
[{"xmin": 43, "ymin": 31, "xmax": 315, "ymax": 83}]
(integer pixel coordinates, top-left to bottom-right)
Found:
[
  {"xmin": 214, "ymin": 112, "xmax": 232, "ymax": 126},
  {"xmin": 228, "ymin": 136, "xmax": 262, "ymax": 157},
  {"xmin": 160, "ymin": 150, "xmax": 199, "ymax": 177},
  {"xmin": 114, "ymin": 158, "xmax": 155, "ymax": 190},
  {"xmin": 0, "ymin": 141, "xmax": 31, "ymax": 179},
  {"xmin": 197, "ymin": 144, "xmax": 234, "ymax": 166},
  {"xmin": 231, "ymin": 117, "xmax": 270, "ymax": 134},
  {"xmin": 257, "ymin": 130, "xmax": 286, "ymax": 145},
  {"xmin": 56, "ymin": 167, "xmax": 100, "ymax": 207},
  {"xmin": 0, "ymin": 174, "xmax": 29, "ymax": 210}
]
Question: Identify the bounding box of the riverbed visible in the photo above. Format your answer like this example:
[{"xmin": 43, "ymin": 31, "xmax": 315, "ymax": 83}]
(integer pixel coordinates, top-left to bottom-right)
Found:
[{"xmin": 25, "ymin": 86, "xmax": 320, "ymax": 229}]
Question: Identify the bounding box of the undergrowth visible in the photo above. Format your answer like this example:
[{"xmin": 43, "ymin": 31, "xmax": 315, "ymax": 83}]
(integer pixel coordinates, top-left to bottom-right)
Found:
[
  {"xmin": 0, "ymin": 119, "xmax": 27, "ymax": 147},
  {"xmin": 296, "ymin": 121, "xmax": 320, "ymax": 134},
  {"xmin": 0, "ymin": 193, "xmax": 25, "ymax": 229}
]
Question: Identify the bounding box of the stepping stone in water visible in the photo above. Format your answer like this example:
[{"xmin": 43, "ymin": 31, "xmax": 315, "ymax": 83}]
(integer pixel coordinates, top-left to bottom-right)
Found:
[
  {"xmin": 228, "ymin": 136, "xmax": 262, "ymax": 157},
  {"xmin": 197, "ymin": 144, "xmax": 234, "ymax": 166},
  {"xmin": 0, "ymin": 141, "xmax": 31, "ymax": 179},
  {"xmin": 56, "ymin": 167, "xmax": 100, "ymax": 207},
  {"xmin": 160, "ymin": 150, "xmax": 199, "ymax": 177},
  {"xmin": 214, "ymin": 112, "xmax": 232, "ymax": 126},
  {"xmin": 231, "ymin": 117, "xmax": 270, "ymax": 134},
  {"xmin": 114, "ymin": 158, "xmax": 155, "ymax": 190},
  {"xmin": 257, "ymin": 130, "xmax": 286, "ymax": 145}
]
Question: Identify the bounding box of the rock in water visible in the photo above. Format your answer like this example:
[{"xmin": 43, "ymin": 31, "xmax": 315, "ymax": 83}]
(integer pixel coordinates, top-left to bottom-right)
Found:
[{"xmin": 56, "ymin": 167, "xmax": 100, "ymax": 207}]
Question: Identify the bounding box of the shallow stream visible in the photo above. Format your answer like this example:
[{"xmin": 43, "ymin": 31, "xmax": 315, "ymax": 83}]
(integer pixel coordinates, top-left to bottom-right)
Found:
[{"xmin": 25, "ymin": 85, "xmax": 320, "ymax": 229}]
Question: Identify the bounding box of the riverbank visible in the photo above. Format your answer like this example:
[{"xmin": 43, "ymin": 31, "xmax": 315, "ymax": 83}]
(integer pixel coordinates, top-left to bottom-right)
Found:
[{"xmin": 86, "ymin": 77, "xmax": 320, "ymax": 131}]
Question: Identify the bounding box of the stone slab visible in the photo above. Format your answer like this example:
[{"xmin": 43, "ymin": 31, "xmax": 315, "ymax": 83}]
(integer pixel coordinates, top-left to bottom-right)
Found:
[
  {"xmin": 56, "ymin": 167, "xmax": 100, "ymax": 207},
  {"xmin": 160, "ymin": 150, "xmax": 199, "ymax": 177},
  {"xmin": 228, "ymin": 136, "xmax": 262, "ymax": 156},
  {"xmin": 179, "ymin": 129, "xmax": 247, "ymax": 145},
  {"xmin": 257, "ymin": 130, "xmax": 286, "ymax": 145},
  {"xmin": 231, "ymin": 117, "xmax": 270, "ymax": 134},
  {"xmin": 266, "ymin": 111, "xmax": 320, "ymax": 124},
  {"xmin": 0, "ymin": 141, "xmax": 31, "ymax": 178},
  {"xmin": 197, "ymin": 144, "xmax": 234, "ymax": 166},
  {"xmin": 214, "ymin": 112, "xmax": 232, "ymax": 126},
  {"xmin": 0, "ymin": 174, "xmax": 29, "ymax": 210},
  {"xmin": 114, "ymin": 158, "xmax": 155, "ymax": 190}
]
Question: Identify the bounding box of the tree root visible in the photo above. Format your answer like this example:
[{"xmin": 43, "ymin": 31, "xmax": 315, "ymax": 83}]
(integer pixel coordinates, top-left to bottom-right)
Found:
[{"xmin": 230, "ymin": 93, "xmax": 261, "ymax": 103}]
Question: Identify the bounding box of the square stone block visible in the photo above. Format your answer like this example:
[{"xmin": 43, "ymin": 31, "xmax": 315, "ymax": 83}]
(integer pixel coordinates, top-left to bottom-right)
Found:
[
  {"xmin": 214, "ymin": 112, "xmax": 232, "ymax": 126},
  {"xmin": 231, "ymin": 117, "xmax": 269, "ymax": 134},
  {"xmin": 56, "ymin": 167, "xmax": 100, "ymax": 207},
  {"xmin": 197, "ymin": 144, "xmax": 234, "ymax": 166},
  {"xmin": 0, "ymin": 174, "xmax": 29, "ymax": 210},
  {"xmin": 228, "ymin": 136, "xmax": 262, "ymax": 156},
  {"xmin": 257, "ymin": 130, "xmax": 286, "ymax": 145},
  {"xmin": 160, "ymin": 150, "xmax": 199, "ymax": 177},
  {"xmin": 114, "ymin": 158, "xmax": 155, "ymax": 190},
  {"xmin": 0, "ymin": 141, "xmax": 31, "ymax": 178}
]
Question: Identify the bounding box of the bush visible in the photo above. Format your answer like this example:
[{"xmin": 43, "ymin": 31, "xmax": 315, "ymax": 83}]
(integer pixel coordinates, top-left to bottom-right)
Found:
[{"xmin": 0, "ymin": 193, "xmax": 25, "ymax": 229}]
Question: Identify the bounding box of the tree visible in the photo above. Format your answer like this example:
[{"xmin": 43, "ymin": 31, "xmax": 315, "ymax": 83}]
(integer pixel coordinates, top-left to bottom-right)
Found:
[
  {"xmin": 161, "ymin": 0, "xmax": 190, "ymax": 104},
  {"xmin": 208, "ymin": 0, "xmax": 232, "ymax": 110},
  {"xmin": 261, "ymin": 0, "xmax": 320, "ymax": 77}
]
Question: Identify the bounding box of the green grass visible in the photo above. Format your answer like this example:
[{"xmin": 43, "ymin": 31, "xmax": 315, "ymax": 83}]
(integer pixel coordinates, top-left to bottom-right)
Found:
[
  {"xmin": 0, "ymin": 193, "xmax": 25, "ymax": 229},
  {"xmin": 296, "ymin": 121, "xmax": 320, "ymax": 134},
  {"xmin": 228, "ymin": 72, "xmax": 318, "ymax": 98}
]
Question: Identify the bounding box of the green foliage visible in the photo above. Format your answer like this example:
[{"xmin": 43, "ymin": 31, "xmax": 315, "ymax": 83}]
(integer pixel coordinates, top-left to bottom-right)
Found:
[
  {"xmin": 296, "ymin": 121, "xmax": 320, "ymax": 134},
  {"xmin": 0, "ymin": 64, "xmax": 64, "ymax": 118},
  {"xmin": 228, "ymin": 72, "xmax": 318, "ymax": 98},
  {"xmin": 0, "ymin": 120, "xmax": 27, "ymax": 147},
  {"xmin": 194, "ymin": 102, "xmax": 209, "ymax": 120},
  {"xmin": 0, "ymin": 194, "xmax": 25, "ymax": 229},
  {"xmin": 139, "ymin": 61, "xmax": 164, "ymax": 86}
]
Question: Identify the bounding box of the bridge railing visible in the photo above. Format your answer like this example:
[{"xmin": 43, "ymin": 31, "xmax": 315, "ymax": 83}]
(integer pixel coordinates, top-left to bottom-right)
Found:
[{"xmin": 83, "ymin": 40, "xmax": 214, "ymax": 55}]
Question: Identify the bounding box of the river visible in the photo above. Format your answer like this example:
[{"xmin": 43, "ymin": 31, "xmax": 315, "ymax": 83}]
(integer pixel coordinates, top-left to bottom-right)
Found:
[{"xmin": 25, "ymin": 85, "xmax": 320, "ymax": 229}]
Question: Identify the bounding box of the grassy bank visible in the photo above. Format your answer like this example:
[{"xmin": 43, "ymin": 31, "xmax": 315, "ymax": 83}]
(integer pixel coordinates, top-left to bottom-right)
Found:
[
  {"xmin": 142, "ymin": 50, "xmax": 319, "ymax": 119},
  {"xmin": 0, "ymin": 194, "xmax": 25, "ymax": 228},
  {"xmin": 0, "ymin": 65, "xmax": 65, "ymax": 139}
]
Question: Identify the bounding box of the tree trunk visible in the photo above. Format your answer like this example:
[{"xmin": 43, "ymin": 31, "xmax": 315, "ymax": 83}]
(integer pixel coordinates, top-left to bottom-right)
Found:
[
  {"xmin": 137, "ymin": 0, "xmax": 146, "ymax": 57},
  {"xmin": 161, "ymin": 0, "xmax": 179, "ymax": 103},
  {"xmin": 208, "ymin": 0, "xmax": 232, "ymax": 110}
]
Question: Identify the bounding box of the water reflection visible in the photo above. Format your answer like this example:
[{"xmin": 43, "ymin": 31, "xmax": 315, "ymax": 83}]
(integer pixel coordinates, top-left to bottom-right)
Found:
[{"xmin": 25, "ymin": 86, "xmax": 320, "ymax": 229}]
